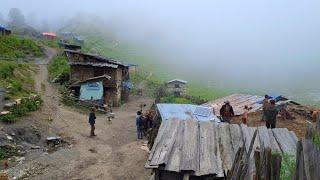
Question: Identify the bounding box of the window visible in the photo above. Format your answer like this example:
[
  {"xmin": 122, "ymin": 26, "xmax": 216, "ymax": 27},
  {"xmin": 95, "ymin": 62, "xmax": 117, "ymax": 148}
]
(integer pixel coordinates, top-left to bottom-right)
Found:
[
  {"xmin": 175, "ymin": 84, "xmax": 180, "ymax": 88},
  {"xmin": 174, "ymin": 91, "xmax": 180, "ymax": 97}
]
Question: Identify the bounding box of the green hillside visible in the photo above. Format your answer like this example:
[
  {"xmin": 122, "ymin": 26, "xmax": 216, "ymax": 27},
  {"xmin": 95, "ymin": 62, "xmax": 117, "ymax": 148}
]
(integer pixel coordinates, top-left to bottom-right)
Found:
[
  {"xmin": 0, "ymin": 35, "xmax": 42, "ymax": 59},
  {"xmin": 59, "ymin": 20, "xmax": 228, "ymax": 100}
]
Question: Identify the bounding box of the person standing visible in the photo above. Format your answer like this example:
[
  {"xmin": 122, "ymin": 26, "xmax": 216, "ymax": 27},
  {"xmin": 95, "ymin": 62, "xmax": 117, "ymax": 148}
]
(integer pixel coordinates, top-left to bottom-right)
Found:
[
  {"xmin": 136, "ymin": 111, "xmax": 144, "ymax": 140},
  {"xmin": 265, "ymin": 100, "xmax": 278, "ymax": 129},
  {"xmin": 89, "ymin": 107, "xmax": 96, "ymax": 136},
  {"xmin": 220, "ymin": 101, "xmax": 234, "ymax": 123},
  {"xmin": 261, "ymin": 95, "xmax": 270, "ymax": 121},
  {"xmin": 242, "ymin": 105, "xmax": 249, "ymax": 125}
]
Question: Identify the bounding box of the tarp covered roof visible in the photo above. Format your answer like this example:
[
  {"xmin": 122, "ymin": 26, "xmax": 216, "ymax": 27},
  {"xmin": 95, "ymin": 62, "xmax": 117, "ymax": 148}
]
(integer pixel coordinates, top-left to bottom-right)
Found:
[
  {"xmin": 146, "ymin": 119, "xmax": 298, "ymax": 177},
  {"xmin": 157, "ymin": 103, "xmax": 220, "ymax": 122}
]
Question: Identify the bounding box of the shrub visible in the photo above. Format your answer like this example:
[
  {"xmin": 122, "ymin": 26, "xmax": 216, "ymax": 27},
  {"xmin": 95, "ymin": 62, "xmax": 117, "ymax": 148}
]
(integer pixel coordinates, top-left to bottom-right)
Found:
[
  {"xmin": 280, "ymin": 153, "xmax": 296, "ymax": 180},
  {"xmin": 0, "ymin": 95, "xmax": 43, "ymax": 123},
  {"xmin": 48, "ymin": 55, "xmax": 70, "ymax": 79}
]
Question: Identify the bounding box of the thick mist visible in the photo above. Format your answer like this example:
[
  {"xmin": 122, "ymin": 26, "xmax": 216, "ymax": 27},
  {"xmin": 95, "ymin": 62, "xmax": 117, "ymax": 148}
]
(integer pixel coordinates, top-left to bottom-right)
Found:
[{"xmin": 1, "ymin": 0, "xmax": 320, "ymax": 104}]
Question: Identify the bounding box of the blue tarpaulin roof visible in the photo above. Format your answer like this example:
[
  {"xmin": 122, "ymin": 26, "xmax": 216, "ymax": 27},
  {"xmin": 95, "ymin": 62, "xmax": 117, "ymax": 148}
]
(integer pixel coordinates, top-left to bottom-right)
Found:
[{"xmin": 157, "ymin": 103, "xmax": 221, "ymax": 122}]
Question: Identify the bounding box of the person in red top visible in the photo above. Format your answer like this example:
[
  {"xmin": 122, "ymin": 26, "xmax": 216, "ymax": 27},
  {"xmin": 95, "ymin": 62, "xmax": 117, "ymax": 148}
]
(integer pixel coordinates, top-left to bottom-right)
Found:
[{"xmin": 242, "ymin": 105, "xmax": 249, "ymax": 125}]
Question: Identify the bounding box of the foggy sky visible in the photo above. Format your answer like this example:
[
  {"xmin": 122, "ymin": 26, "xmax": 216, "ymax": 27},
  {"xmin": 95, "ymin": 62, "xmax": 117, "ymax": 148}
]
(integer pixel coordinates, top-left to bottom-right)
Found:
[{"xmin": 1, "ymin": 0, "xmax": 320, "ymax": 99}]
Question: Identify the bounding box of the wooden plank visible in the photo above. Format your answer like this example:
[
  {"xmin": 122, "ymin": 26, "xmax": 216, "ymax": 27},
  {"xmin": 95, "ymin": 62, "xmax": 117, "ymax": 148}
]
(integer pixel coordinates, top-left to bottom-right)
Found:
[
  {"xmin": 229, "ymin": 124, "xmax": 243, "ymax": 156},
  {"xmin": 294, "ymin": 140, "xmax": 305, "ymax": 180},
  {"xmin": 218, "ymin": 123, "xmax": 234, "ymax": 171},
  {"xmin": 302, "ymin": 140, "xmax": 320, "ymax": 180},
  {"xmin": 272, "ymin": 128, "xmax": 296, "ymax": 155},
  {"xmin": 267, "ymin": 130, "xmax": 282, "ymax": 153},
  {"xmin": 199, "ymin": 121, "xmax": 217, "ymax": 176},
  {"xmin": 240, "ymin": 124, "xmax": 251, "ymax": 152},
  {"xmin": 148, "ymin": 120, "xmax": 169, "ymax": 161},
  {"xmin": 165, "ymin": 121, "xmax": 184, "ymax": 172},
  {"xmin": 180, "ymin": 120, "xmax": 199, "ymax": 172},
  {"xmin": 257, "ymin": 126, "xmax": 271, "ymax": 149},
  {"xmin": 213, "ymin": 122, "xmax": 225, "ymax": 177},
  {"xmin": 150, "ymin": 119, "xmax": 180, "ymax": 166},
  {"xmin": 157, "ymin": 120, "xmax": 181, "ymax": 165}
]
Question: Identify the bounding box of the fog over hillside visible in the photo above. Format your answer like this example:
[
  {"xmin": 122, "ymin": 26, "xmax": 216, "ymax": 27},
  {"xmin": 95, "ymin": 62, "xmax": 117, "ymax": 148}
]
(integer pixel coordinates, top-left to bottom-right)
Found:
[{"xmin": 1, "ymin": 0, "xmax": 320, "ymax": 105}]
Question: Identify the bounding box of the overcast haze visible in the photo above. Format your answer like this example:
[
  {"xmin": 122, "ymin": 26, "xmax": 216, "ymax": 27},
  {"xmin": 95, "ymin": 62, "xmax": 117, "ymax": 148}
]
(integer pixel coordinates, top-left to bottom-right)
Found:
[{"xmin": 1, "ymin": 0, "xmax": 320, "ymax": 104}]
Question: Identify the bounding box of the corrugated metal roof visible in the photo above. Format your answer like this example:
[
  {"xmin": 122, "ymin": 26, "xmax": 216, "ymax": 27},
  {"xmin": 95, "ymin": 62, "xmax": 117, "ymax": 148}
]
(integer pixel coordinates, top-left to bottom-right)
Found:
[
  {"xmin": 203, "ymin": 94, "xmax": 264, "ymax": 116},
  {"xmin": 157, "ymin": 103, "xmax": 220, "ymax": 122},
  {"xmin": 146, "ymin": 119, "xmax": 298, "ymax": 177},
  {"xmin": 68, "ymin": 62, "xmax": 118, "ymax": 68},
  {"xmin": 64, "ymin": 49, "xmax": 128, "ymax": 67},
  {"xmin": 167, "ymin": 79, "xmax": 188, "ymax": 84},
  {"xmin": 42, "ymin": 32, "xmax": 56, "ymax": 37}
]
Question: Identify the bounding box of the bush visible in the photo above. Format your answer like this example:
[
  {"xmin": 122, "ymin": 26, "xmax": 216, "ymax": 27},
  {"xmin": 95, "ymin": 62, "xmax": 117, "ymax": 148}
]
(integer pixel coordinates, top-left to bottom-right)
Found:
[
  {"xmin": 48, "ymin": 55, "xmax": 70, "ymax": 79},
  {"xmin": 280, "ymin": 153, "xmax": 296, "ymax": 180},
  {"xmin": 161, "ymin": 95, "xmax": 193, "ymax": 104},
  {"xmin": 0, "ymin": 95, "xmax": 43, "ymax": 123},
  {"xmin": 0, "ymin": 149, "xmax": 5, "ymax": 160}
]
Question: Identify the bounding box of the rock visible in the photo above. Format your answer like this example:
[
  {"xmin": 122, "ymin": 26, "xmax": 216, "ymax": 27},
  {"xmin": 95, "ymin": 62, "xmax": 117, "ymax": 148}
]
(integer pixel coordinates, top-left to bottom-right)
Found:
[
  {"xmin": 0, "ymin": 111, "xmax": 10, "ymax": 115},
  {"xmin": 6, "ymin": 135, "xmax": 13, "ymax": 141},
  {"xmin": 10, "ymin": 132, "xmax": 16, "ymax": 136},
  {"xmin": 15, "ymin": 157, "xmax": 25, "ymax": 164}
]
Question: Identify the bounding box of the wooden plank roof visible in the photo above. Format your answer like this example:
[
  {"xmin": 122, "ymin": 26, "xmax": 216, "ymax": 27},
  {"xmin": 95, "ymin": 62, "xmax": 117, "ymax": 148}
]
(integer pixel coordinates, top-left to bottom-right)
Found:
[
  {"xmin": 146, "ymin": 120, "xmax": 298, "ymax": 177},
  {"xmin": 202, "ymin": 94, "xmax": 264, "ymax": 116}
]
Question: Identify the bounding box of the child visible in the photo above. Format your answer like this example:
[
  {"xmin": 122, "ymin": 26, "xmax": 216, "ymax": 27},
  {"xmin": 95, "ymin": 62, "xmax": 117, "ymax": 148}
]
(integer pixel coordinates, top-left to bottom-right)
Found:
[{"xmin": 242, "ymin": 105, "xmax": 249, "ymax": 124}]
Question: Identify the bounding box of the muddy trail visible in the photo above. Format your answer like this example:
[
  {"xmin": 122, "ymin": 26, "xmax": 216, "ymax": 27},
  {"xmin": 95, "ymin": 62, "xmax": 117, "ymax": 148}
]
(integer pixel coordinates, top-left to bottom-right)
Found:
[{"xmin": 1, "ymin": 47, "xmax": 152, "ymax": 180}]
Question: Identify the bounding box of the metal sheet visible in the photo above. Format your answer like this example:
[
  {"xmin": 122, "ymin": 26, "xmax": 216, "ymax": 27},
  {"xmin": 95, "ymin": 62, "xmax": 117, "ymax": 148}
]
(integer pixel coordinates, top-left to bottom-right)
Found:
[{"xmin": 157, "ymin": 103, "xmax": 220, "ymax": 122}]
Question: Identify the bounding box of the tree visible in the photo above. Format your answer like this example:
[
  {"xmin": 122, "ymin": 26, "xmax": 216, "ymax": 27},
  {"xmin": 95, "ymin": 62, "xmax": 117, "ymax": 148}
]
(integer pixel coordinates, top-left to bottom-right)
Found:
[{"xmin": 8, "ymin": 8, "xmax": 25, "ymax": 26}]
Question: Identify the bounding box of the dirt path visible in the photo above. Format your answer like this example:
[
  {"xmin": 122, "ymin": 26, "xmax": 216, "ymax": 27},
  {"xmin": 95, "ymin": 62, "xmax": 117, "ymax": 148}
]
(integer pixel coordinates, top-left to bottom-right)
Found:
[{"xmin": 6, "ymin": 47, "xmax": 153, "ymax": 180}]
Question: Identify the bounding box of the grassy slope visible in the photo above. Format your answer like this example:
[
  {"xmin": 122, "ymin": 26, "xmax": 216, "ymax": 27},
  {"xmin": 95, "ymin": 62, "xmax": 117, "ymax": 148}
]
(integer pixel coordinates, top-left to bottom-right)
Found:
[
  {"xmin": 60, "ymin": 21, "xmax": 228, "ymax": 100},
  {"xmin": 0, "ymin": 35, "xmax": 42, "ymax": 59},
  {"xmin": 0, "ymin": 61, "xmax": 35, "ymax": 98},
  {"xmin": 0, "ymin": 35, "xmax": 42, "ymax": 99}
]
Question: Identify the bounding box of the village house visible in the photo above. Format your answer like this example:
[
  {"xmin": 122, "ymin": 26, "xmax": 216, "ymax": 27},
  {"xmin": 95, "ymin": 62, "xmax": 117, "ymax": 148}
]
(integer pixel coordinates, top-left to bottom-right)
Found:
[
  {"xmin": 64, "ymin": 50, "xmax": 131, "ymax": 107},
  {"xmin": 166, "ymin": 79, "xmax": 188, "ymax": 97},
  {"xmin": 42, "ymin": 32, "xmax": 57, "ymax": 40},
  {"xmin": 0, "ymin": 25, "xmax": 11, "ymax": 36}
]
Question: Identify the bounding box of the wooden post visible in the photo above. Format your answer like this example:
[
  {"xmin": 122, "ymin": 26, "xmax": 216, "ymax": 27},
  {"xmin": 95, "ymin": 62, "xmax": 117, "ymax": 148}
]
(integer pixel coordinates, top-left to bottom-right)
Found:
[
  {"xmin": 270, "ymin": 153, "xmax": 281, "ymax": 180},
  {"xmin": 294, "ymin": 140, "xmax": 305, "ymax": 180},
  {"xmin": 305, "ymin": 123, "xmax": 315, "ymax": 139},
  {"xmin": 316, "ymin": 114, "xmax": 320, "ymax": 135},
  {"xmin": 183, "ymin": 173, "xmax": 190, "ymax": 180}
]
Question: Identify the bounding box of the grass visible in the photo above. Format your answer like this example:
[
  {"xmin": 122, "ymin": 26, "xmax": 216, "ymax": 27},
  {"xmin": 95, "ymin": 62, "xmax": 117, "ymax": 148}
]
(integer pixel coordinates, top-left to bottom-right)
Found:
[
  {"xmin": 0, "ymin": 149, "xmax": 5, "ymax": 160},
  {"xmin": 40, "ymin": 39, "xmax": 60, "ymax": 49},
  {"xmin": 0, "ymin": 95, "xmax": 43, "ymax": 123},
  {"xmin": 0, "ymin": 61, "xmax": 35, "ymax": 99},
  {"xmin": 280, "ymin": 153, "xmax": 296, "ymax": 180},
  {"xmin": 48, "ymin": 55, "xmax": 70, "ymax": 79},
  {"xmin": 0, "ymin": 35, "xmax": 42, "ymax": 59}
]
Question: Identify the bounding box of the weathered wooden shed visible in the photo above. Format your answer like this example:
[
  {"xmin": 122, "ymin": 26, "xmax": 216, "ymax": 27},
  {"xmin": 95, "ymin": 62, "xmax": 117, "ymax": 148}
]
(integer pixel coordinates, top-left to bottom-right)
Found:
[
  {"xmin": 166, "ymin": 79, "xmax": 188, "ymax": 97},
  {"xmin": 65, "ymin": 50, "xmax": 130, "ymax": 106},
  {"xmin": 146, "ymin": 119, "xmax": 298, "ymax": 180}
]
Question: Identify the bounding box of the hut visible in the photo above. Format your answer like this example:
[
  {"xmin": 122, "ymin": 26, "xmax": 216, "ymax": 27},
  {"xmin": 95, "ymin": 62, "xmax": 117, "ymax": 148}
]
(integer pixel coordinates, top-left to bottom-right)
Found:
[
  {"xmin": 65, "ymin": 50, "xmax": 130, "ymax": 107},
  {"xmin": 59, "ymin": 41, "xmax": 81, "ymax": 51},
  {"xmin": 42, "ymin": 32, "xmax": 57, "ymax": 40},
  {"xmin": 146, "ymin": 119, "xmax": 298, "ymax": 180},
  {"xmin": 0, "ymin": 25, "xmax": 11, "ymax": 36},
  {"xmin": 166, "ymin": 79, "xmax": 188, "ymax": 97}
]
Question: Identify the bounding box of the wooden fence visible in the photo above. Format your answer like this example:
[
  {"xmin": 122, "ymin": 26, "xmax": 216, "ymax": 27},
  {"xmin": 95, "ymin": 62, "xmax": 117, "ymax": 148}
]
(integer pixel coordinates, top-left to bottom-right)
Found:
[{"xmin": 294, "ymin": 114, "xmax": 320, "ymax": 180}]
